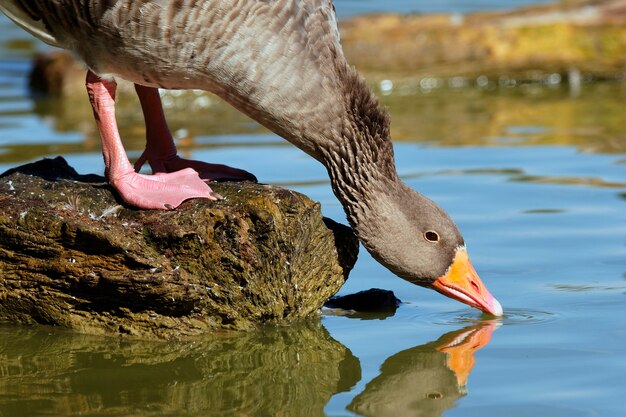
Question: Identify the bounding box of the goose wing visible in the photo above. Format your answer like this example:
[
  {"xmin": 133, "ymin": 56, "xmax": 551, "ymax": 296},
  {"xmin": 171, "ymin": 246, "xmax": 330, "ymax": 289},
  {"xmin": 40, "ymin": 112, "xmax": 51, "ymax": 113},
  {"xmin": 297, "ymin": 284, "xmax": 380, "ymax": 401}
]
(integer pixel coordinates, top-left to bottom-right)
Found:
[{"xmin": 0, "ymin": 1, "xmax": 59, "ymax": 46}]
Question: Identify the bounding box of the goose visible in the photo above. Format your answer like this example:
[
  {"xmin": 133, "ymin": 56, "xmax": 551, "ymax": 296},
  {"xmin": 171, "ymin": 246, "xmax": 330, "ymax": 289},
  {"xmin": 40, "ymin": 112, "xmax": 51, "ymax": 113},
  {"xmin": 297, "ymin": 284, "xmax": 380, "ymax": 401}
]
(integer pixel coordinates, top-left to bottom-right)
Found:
[{"xmin": 0, "ymin": 0, "xmax": 503, "ymax": 316}]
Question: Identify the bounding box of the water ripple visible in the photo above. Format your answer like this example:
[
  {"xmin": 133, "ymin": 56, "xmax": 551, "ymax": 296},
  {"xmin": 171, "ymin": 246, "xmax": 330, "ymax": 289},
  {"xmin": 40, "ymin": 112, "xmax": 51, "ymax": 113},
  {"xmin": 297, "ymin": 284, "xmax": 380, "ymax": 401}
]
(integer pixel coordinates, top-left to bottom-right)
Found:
[{"xmin": 426, "ymin": 308, "xmax": 557, "ymax": 326}]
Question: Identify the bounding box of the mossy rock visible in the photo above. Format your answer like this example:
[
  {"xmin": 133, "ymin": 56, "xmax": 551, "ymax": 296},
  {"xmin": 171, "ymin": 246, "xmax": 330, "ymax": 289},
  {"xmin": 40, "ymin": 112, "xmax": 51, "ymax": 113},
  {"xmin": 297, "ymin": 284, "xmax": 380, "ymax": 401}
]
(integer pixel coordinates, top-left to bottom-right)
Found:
[{"xmin": 0, "ymin": 157, "xmax": 358, "ymax": 339}]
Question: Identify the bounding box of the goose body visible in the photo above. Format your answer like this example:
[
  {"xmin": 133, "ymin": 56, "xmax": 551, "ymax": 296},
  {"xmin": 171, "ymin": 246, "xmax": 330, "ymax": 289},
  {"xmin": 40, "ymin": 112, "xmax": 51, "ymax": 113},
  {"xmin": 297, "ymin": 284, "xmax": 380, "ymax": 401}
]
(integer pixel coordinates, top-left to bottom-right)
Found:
[
  {"xmin": 3, "ymin": 1, "xmax": 349, "ymax": 158},
  {"xmin": 0, "ymin": 0, "xmax": 502, "ymax": 315}
]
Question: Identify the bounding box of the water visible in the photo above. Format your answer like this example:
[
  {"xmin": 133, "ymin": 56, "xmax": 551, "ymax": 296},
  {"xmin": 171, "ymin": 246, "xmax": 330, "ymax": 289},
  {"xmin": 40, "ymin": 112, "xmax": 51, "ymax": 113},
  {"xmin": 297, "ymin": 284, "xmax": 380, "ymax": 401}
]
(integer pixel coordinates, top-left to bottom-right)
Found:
[
  {"xmin": 335, "ymin": 0, "xmax": 555, "ymax": 17},
  {"xmin": 1, "ymin": 2, "xmax": 626, "ymax": 416}
]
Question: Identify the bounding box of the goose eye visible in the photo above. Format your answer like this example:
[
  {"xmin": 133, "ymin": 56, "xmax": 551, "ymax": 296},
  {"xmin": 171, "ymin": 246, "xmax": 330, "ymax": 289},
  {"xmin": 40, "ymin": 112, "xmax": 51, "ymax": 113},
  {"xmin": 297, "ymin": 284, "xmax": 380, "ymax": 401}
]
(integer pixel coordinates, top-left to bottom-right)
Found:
[{"xmin": 424, "ymin": 231, "xmax": 440, "ymax": 243}]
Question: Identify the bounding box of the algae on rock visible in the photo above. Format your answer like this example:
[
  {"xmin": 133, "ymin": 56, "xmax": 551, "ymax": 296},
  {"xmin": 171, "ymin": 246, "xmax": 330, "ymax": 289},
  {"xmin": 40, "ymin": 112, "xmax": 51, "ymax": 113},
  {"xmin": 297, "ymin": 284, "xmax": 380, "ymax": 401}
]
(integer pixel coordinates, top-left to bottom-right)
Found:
[{"xmin": 0, "ymin": 157, "xmax": 358, "ymax": 338}]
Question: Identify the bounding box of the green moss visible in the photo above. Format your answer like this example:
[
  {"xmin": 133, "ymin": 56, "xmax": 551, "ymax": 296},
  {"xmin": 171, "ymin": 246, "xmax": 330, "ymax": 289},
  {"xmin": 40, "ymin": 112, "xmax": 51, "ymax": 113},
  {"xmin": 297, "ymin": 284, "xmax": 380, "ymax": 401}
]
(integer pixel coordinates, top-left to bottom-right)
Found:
[{"xmin": 0, "ymin": 158, "xmax": 357, "ymax": 338}]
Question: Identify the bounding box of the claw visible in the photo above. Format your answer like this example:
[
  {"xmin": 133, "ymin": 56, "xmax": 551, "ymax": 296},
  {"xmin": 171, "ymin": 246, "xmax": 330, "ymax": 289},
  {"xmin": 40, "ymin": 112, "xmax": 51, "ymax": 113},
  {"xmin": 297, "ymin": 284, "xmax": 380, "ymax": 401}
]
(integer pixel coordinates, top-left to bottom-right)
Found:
[{"xmin": 209, "ymin": 191, "xmax": 223, "ymax": 200}]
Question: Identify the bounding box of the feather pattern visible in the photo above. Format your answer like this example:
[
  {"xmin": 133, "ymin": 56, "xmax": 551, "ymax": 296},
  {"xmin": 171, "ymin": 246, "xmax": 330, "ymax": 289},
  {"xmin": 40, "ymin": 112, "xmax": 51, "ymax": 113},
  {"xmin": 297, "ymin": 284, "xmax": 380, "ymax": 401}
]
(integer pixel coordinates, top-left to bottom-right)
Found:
[
  {"xmin": 2, "ymin": 1, "xmax": 388, "ymax": 166},
  {"xmin": 0, "ymin": 0, "xmax": 58, "ymax": 45}
]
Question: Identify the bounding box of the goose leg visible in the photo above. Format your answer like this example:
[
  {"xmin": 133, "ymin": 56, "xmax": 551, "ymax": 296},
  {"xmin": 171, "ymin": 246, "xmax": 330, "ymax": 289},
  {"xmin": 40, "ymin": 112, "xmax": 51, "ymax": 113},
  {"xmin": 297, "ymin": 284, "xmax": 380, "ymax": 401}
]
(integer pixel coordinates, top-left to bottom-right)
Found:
[
  {"xmin": 133, "ymin": 84, "xmax": 257, "ymax": 182},
  {"xmin": 86, "ymin": 71, "xmax": 220, "ymax": 209}
]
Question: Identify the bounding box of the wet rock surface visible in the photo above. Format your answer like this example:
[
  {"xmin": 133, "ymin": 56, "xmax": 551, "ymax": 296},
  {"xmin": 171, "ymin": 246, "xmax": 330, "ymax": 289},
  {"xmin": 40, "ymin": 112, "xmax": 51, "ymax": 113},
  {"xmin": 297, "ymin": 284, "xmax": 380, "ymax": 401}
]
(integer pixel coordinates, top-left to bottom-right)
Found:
[
  {"xmin": 324, "ymin": 288, "xmax": 401, "ymax": 320},
  {"xmin": 0, "ymin": 157, "xmax": 358, "ymax": 339},
  {"xmin": 325, "ymin": 288, "xmax": 401, "ymax": 313}
]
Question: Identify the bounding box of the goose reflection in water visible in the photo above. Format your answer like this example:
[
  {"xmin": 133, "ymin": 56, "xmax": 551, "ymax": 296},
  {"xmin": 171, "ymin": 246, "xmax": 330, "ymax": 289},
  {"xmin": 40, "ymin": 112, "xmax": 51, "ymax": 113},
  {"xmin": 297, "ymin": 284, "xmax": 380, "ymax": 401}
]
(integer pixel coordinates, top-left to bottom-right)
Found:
[{"xmin": 349, "ymin": 321, "xmax": 498, "ymax": 417}]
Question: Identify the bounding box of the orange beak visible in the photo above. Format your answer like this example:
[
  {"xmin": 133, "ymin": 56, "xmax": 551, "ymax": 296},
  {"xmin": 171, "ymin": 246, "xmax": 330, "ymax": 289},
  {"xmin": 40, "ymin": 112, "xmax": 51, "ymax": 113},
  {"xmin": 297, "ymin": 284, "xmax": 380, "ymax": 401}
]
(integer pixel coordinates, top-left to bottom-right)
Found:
[{"xmin": 432, "ymin": 247, "xmax": 503, "ymax": 316}]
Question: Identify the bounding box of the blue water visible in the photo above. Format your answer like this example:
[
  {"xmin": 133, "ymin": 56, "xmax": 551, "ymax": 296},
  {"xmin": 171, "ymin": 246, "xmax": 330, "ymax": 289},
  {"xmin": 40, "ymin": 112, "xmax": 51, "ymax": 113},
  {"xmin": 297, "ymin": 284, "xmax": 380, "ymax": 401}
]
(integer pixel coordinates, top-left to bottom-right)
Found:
[
  {"xmin": 334, "ymin": 0, "xmax": 554, "ymax": 17},
  {"xmin": 1, "ymin": 2, "xmax": 626, "ymax": 417}
]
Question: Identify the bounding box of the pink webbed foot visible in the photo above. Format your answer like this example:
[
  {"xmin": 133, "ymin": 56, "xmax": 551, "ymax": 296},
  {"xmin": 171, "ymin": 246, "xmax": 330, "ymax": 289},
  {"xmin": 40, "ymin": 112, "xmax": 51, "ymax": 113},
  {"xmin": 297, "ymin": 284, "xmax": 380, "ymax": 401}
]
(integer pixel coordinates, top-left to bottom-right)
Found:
[
  {"xmin": 133, "ymin": 84, "xmax": 257, "ymax": 182},
  {"xmin": 86, "ymin": 71, "xmax": 219, "ymax": 210},
  {"xmin": 111, "ymin": 168, "xmax": 221, "ymax": 210}
]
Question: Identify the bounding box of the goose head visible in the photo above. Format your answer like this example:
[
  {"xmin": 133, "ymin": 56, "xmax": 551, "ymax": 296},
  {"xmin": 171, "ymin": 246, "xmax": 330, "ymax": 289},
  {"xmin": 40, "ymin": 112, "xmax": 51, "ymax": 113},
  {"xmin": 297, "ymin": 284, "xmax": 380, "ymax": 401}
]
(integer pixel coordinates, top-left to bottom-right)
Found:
[{"xmin": 353, "ymin": 181, "xmax": 503, "ymax": 316}]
